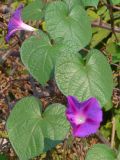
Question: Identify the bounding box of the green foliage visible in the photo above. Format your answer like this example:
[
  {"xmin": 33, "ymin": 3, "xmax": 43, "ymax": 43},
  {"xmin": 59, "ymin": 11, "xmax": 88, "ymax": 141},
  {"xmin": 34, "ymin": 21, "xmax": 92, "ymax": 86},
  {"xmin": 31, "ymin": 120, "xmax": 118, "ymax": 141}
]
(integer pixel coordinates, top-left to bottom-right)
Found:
[
  {"xmin": 20, "ymin": 32, "xmax": 63, "ymax": 85},
  {"xmin": 85, "ymin": 144, "xmax": 116, "ymax": 160},
  {"xmin": 55, "ymin": 49, "xmax": 113, "ymax": 106},
  {"xmin": 22, "ymin": 0, "xmax": 45, "ymax": 20},
  {"xmin": 106, "ymin": 42, "xmax": 120, "ymax": 63},
  {"xmin": 7, "ymin": 97, "xmax": 69, "ymax": 160},
  {"xmin": 100, "ymin": 122, "xmax": 112, "ymax": 138},
  {"xmin": 0, "ymin": 155, "xmax": 8, "ymax": 160},
  {"xmin": 45, "ymin": 1, "xmax": 92, "ymax": 52}
]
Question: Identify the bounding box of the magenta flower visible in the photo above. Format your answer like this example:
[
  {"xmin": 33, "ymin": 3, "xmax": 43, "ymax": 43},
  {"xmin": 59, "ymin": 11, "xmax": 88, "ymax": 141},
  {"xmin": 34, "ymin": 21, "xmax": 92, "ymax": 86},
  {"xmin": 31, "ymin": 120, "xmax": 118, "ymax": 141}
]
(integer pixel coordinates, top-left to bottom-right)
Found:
[
  {"xmin": 66, "ymin": 96, "xmax": 103, "ymax": 137},
  {"xmin": 6, "ymin": 4, "xmax": 36, "ymax": 42}
]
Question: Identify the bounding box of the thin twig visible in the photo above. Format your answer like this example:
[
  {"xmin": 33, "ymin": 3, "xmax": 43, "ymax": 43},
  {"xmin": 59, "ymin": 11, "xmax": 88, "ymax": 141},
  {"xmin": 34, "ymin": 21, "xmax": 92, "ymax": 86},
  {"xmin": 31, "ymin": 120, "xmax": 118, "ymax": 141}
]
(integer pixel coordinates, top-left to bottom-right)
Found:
[
  {"xmin": 96, "ymin": 131, "xmax": 111, "ymax": 147},
  {"xmin": 92, "ymin": 19, "xmax": 120, "ymax": 33},
  {"xmin": 106, "ymin": 0, "xmax": 119, "ymax": 42},
  {"xmin": 29, "ymin": 75, "xmax": 39, "ymax": 98},
  {"xmin": 112, "ymin": 5, "xmax": 120, "ymax": 11},
  {"xmin": 0, "ymin": 50, "xmax": 12, "ymax": 64},
  {"xmin": 103, "ymin": 1, "xmax": 120, "ymax": 11},
  {"xmin": 0, "ymin": 138, "xmax": 4, "ymax": 151}
]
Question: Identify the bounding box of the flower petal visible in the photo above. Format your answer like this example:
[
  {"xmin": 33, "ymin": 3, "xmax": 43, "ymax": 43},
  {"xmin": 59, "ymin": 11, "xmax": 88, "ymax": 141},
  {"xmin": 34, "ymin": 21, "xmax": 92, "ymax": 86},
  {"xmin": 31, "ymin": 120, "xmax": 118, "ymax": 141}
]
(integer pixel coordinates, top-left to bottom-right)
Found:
[
  {"xmin": 82, "ymin": 97, "xmax": 102, "ymax": 122},
  {"xmin": 6, "ymin": 4, "xmax": 23, "ymax": 42},
  {"xmin": 6, "ymin": 4, "xmax": 36, "ymax": 42},
  {"xmin": 67, "ymin": 96, "xmax": 81, "ymax": 113},
  {"xmin": 66, "ymin": 96, "xmax": 103, "ymax": 137},
  {"xmin": 72, "ymin": 119, "xmax": 100, "ymax": 137}
]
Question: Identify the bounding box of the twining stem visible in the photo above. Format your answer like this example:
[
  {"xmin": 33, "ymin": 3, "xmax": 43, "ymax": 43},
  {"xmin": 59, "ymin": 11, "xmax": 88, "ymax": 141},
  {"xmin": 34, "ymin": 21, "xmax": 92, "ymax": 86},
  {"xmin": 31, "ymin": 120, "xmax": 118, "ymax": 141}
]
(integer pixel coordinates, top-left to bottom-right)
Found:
[{"xmin": 111, "ymin": 117, "xmax": 116, "ymax": 148}]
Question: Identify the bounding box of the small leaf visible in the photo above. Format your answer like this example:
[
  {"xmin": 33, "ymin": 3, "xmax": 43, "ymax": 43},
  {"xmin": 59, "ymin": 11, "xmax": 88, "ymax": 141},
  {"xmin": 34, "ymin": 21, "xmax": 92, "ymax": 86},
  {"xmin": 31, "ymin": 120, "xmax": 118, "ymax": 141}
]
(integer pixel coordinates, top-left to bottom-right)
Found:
[
  {"xmin": 20, "ymin": 31, "xmax": 62, "ymax": 85},
  {"xmin": 45, "ymin": 1, "xmax": 92, "ymax": 52},
  {"xmin": 87, "ymin": 9, "xmax": 100, "ymax": 22},
  {"xmin": 63, "ymin": 0, "xmax": 83, "ymax": 8},
  {"xmin": 90, "ymin": 28, "xmax": 110, "ymax": 48},
  {"xmin": 117, "ymin": 150, "xmax": 120, "ymax": 160},
  {"xmin": 22, "ymin": 0, "xmax": 46, "ymax": 21},
  {"xmin": 7, "ymin": 97, "xmax": 69, "ymax": 160},
  {"xmin": 64, "ymin": 0, "xmax": 99, "ymax": 7},
  {"xmin": 81, "ymin": 0, "xmax": 99, "ymax": 7},
  {"xmin": 106, "ymin": 42, "xmax": 120, "ymax": 63},
  {"xmin": 85, "ymin": 144, "xmax": 116, "ymax": 160},
  {"xmin": 55, "ymin": 49, "xmax": 113, "ymax": 106},
  {"xmin": 111, "ymin": 0, "xmax": 120, "ymax": 5}
]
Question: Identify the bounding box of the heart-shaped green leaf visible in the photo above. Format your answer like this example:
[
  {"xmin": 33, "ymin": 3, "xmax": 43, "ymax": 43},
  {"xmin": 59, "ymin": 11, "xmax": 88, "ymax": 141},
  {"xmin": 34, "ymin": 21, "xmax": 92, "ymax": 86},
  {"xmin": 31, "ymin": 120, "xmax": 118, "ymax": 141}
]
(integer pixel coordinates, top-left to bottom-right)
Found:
[
  {"xmin": 22, "ymin": 0, "xmax": 45, "ymax": 21},
  {"xmin": 20, "ymin": 32, "xmax": 62, "ymax": 85},
  {"xmin": 55, "ymin": 49, "xmax": 113, "ymax": 106},
  {"xmin": 85, "ymin": 144, "xmax": 116, "ymax": 160},
  {"xmin": 45, "ymin": 1, "xmax": 92, "ymax": 52},
  {"xmin": 7, "ymin": 97, "xmax": 69, "ymax": 160}
]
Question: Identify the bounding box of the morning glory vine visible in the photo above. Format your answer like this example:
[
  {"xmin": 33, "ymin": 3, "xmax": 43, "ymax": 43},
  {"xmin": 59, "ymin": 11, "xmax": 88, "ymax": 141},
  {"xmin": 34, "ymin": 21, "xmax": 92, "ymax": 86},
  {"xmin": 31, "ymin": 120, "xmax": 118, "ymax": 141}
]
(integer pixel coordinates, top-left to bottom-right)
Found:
[{"xmin": 4, "ymin": 1, "xmax": 118, "ymax": 160}]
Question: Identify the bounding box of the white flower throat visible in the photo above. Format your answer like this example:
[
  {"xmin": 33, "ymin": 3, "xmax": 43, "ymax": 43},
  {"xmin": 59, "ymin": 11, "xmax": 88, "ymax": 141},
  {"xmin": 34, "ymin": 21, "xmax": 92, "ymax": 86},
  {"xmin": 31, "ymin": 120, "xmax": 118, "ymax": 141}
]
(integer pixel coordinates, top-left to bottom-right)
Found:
[{"xmin": 76, "ymin": 115, "xmax": 86, "ymax": 125}]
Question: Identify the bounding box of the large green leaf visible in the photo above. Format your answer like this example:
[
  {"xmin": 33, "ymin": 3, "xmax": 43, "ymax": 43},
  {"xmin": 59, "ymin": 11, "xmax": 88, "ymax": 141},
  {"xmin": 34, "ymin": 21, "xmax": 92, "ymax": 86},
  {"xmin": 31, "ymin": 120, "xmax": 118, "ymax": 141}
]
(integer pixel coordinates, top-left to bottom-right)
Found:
[
  {"xmin": 7, "ymin": 97, "xmax": 69, "ymax": 160},
  {"xmin": 85, "ymin": 144, "xmax": 116, "ymax": 160},
  {"xmin": 22, "ymin": 0, "xmax": 45, "ymax": 21},
  {"xmin": 20, "ymin": 32, "xmax": 62, "ymax": 85},
  {"xmin": 45, "ymin": 1, "xmax": 92, "ymax": 52},
  {"xmin": 7, "ymin": 97, "xmax": 44, "ymax": 160},
  {"xmin": 55, "ymin": 49, "xmax": 113, "ymax": 106}
]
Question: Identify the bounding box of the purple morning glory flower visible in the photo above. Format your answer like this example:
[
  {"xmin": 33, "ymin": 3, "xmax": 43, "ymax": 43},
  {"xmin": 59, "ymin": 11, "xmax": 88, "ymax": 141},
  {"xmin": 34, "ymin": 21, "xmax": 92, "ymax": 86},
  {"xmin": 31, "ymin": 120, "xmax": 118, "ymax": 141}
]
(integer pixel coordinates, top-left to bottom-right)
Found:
[
  {"xmin": 66, "ymin": 96, "xmax": 103, "ymax": 137},
  {"xmin": 6, "ymin": 4, "xmax": 36, "ymax": 42}
]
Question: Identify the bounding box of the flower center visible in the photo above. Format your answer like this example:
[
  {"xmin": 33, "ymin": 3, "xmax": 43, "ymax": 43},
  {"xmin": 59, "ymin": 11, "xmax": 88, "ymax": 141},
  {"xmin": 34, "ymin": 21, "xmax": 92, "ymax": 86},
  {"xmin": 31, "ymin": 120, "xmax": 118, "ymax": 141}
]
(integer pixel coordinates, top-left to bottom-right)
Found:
[{"xmin": 76, "ymin": 115, "xmax": 86, "ymax": 125}]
